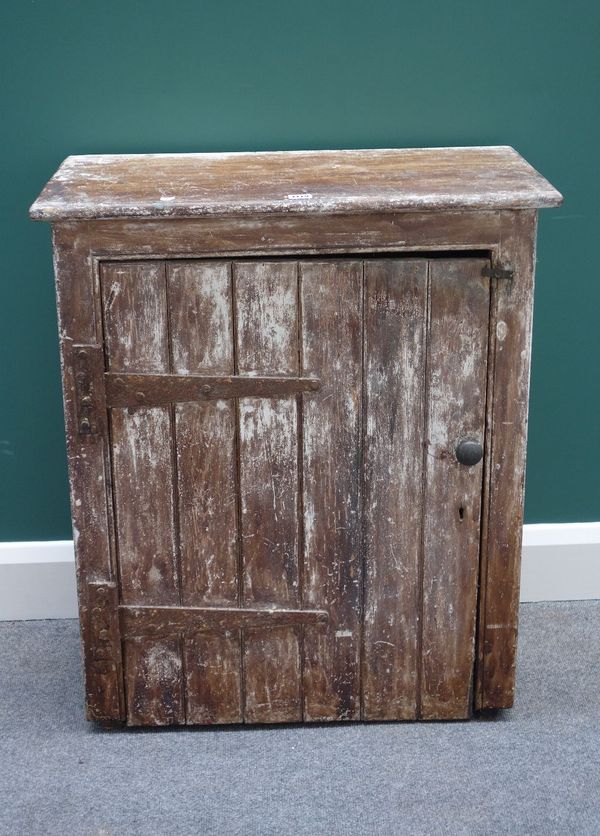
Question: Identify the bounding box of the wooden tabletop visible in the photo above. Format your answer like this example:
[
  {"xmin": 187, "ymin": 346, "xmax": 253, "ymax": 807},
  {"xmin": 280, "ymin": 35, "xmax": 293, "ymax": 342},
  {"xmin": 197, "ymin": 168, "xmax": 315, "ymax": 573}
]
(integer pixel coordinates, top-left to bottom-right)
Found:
[{"xmin": 30, "ymin": 146, "xmax": 562, "ymax": 221}]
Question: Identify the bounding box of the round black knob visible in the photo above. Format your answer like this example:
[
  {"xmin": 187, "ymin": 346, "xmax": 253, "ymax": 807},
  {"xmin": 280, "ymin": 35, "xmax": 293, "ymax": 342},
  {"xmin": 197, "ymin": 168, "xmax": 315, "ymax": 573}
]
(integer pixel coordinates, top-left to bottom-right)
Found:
[{"xmin": 455, "ymin": 438, "xmax": 483, "ymax": 467}]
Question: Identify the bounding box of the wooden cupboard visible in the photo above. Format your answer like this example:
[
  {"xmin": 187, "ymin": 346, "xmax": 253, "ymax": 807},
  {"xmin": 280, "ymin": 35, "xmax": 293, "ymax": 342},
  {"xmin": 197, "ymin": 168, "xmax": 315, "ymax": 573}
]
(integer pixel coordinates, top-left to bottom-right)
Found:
[{"xmin": 30, "ymin": 147, "xmax": 562, "ymax": 725}]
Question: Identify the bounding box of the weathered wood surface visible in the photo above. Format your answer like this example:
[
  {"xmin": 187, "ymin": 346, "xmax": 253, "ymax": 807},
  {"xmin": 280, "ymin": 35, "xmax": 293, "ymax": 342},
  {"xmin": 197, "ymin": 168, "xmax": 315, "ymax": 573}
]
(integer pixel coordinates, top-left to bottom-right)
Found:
[
  {"xmin": 51, "ymin": 232, "xmax": 125, "ymax": 722},
  {"xmin": 420, "ymin": 259, "xmax": 489, "ymax": 720},
  {"xmin": 120, "ymin": 605, "xmax": 329, "ymax": 638},
  {"xmin": 475, "ymin": 211, "xmax": 538, "ymax": 710},
  {"xmin": 50, "ymin": 210, "xmax": 511, "ymax": 260},
  {"xmin": 30, "ymin": 147, "xmax": 562, "ymax": 220},
  {"xmin": 300, "ymin": 260, "xmax": 363, "ymax": 721},
  {"xmin": 75, "ymin": 252, "xmax": 524, "ymax": 724},
  {"xmin": 362, "ymin": 259, "xmax": 427, "ymax": 720},
  {"xmin": 42, "ymin": 157, "xmax": 558, "ymax": 724},
  {"xmin": 105, "ymin": 372, "xmax": 320, "ymax": 407},
  {"xmin": 166, "ymin": 260, "xmax": 242, "ymax": 723},
  {"xmin": 234, "ymin": 260, "xmax": 302, "ymax": 722},
  {"xmin": 101, "ymin": 261, "xmax": 183, "ymax": 725}
]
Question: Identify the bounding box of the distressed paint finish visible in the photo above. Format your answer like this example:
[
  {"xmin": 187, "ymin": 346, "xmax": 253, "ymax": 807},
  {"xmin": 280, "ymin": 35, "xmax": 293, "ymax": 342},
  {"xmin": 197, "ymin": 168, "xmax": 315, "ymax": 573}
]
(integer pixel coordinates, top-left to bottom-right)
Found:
[
  {"xmin": 30, "ymin": 147, "xmax": 562, "ymax": 221},
  {"xmin": 123, "ymin": 638, "xmax": 184, "ymax": 727},
  {"xmin": 475, "ymin": 211, "xmax": 539, "ymax": 710},
  {"xmin": 300, "ymin": 260, "xmax": 363, "ymax": 721},
  {"xmin": 166, "ymin": 260, "xmax": 242, "ymax": 723},
  {"xmin": 101, "ymin": 261, "xmax": 183, "ymax": 726},
  {"xmin": 362, "ymin": 259, "xmax": 428, "ymax": 721},
  {"xmin": 34, "ymin": 149, "xmax": 562, "ymax": 725},
  {"xmin": 47, "ymin": 210, "xmax": 513, "ymax": 260},
  {"xmin": 235, "ymin": 261, "xmax": 302, "ymax": 722},
  {"xmin": 420, "ymin": 259, "xmax": 490, "ymax": 720},
  {"xmin": 50, "ymin": 233, "xmax": 125, "ymax": 722}
]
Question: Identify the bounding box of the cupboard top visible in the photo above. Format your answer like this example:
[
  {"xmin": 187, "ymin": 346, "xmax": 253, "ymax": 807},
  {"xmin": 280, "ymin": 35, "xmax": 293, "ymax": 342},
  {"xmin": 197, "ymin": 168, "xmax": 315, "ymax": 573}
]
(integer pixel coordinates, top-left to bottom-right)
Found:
[{"xmin": 30, "ymin": 146, "xmax": 562, "ymax": 222}]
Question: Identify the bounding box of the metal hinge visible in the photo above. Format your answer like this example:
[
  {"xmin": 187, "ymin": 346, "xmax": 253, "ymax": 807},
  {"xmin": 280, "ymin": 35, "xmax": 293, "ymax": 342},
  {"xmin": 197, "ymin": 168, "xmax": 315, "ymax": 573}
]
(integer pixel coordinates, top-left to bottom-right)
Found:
[
  {"xmin": 73, "ymin": 344, "xmax": 106, "ymax": 436},
  {"xmin": 482, "ymin": 265, "xmax": 514, "ymax": 281},
  {"xmin": 85, "ymin": 581, "xmax": 125, "ymax": 721}
]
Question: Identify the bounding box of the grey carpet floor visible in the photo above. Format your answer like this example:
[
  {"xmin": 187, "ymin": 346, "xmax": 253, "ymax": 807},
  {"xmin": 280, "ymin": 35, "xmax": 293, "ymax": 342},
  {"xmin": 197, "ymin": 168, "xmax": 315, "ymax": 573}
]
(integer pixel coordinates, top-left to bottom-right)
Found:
[{"xmin": 1, "ymin": 602, "xmax": 599, "ymax": 836}]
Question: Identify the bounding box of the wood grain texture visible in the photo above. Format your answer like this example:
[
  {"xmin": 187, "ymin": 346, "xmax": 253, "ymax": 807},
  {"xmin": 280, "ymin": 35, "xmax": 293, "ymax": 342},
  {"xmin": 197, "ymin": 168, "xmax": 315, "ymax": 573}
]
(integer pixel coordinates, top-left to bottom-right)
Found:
[
  {"xmin": 101, "ymin": 262, "xmax": 169, "ymax": 373},
  {"xmin": 124, "ymin": 638, "xmax": 184, "ymax": 726},
  {"xmin": 167, "ymin": 260, "xmax": 238, "ymax": 607},
  {"xmin": 184, "ymin": 633, "xmax": 242, "ymax": 725},
  {"xmin": 101, "ymin": 261, "xmax": 183, "ymax": 726},
  {"xmin": 49, "ymin": 210, "xmax": 509, "ymax": 260},
  {"xmin": 166, "ymin": 260, "xmax": 242, "ymax": 724},
  {"xmin": 234, "ymin": 260, "xmax": 302, "ymax": 722},
  {"xmin": 419, "ymin": 259, "xmax": 490, "ymax": 720},
  {"xmin": 120, "ymin": 605, "xmax": 328, "ymax": 638},
  {"xmin": 42, "ymin": 155, "xmax": 557, "ymax": 725},
  {"xmin": 475, "ymin": 211, "xmax": 538, "ymax": 710},
  {"xmin": 51, "ymin": 234, "xmax": 124, "ymax": 722},
  {"xmin": 362, "ymin": 259, "xmax": 428, "ymax": 720},
  {"xmin": 30, "ymin": 147, "xmax": 562, "ymax": 221},
  {"xmin": 300, "ymin": 260, "xmax": 363, "ymax": 721}
]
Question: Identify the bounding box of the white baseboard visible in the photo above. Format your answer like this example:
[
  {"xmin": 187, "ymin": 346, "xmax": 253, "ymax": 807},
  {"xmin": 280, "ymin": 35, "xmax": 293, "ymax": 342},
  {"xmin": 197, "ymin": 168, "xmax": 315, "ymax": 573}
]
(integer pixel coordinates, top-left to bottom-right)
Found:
[
  {"xmin": 0, "ymin": 541, "xmax": 79, "ymax": 621},
  {"xmin": 1, "ymin": 523, "xmax": 599, "ymax": 620},
  {"xmin": 519, "ymin": 522, "xmax": 600, "ymax": 602}
]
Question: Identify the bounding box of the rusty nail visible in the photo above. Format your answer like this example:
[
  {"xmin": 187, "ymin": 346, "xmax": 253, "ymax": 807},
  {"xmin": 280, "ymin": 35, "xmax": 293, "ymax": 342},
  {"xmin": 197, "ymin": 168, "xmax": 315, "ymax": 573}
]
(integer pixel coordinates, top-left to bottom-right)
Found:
[
  {"xmin": 98, "ymin": 629, "xmax": 109, "ymax": 640},
  {"xmin": 310, "ymin": 380, "xmax": 319, "ymax": 391},
  {"xmin": 201, "ymin": 384, "xmax": 212, "ymax": 396},
  {"xmin": 78, "ymin": 349, "xmax": 87, "ymax": 359}
]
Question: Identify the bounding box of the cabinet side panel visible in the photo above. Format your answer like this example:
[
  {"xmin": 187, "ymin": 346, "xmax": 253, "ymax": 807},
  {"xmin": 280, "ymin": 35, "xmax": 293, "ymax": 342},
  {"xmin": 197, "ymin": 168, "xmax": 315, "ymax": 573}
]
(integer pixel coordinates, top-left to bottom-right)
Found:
[
  {"xmin": 167, "ymin": 260, "xmax": 242, "ymax": 724},
  {"xmin": 300, "ymin": 260, "xmax": 363, "ymax": 721},
  {"xmin": 362, "ymin": 259, "xmax": 427, "ymax": 720},
  {"xmin": 234, "ymin": 261, "xmax": 302, "ymax": 723},
  {"xmin": 476, "ymin": 211, "xmax": 537, "ymax": 710},
  {"xmin": 420, "ymin": 258, "xmax": 489, "ymax": 720},
  {"xmin": 101, "ymin": 261, "xmax": 184, "ymax": 726},
  {"xmin": 52, "ymin": 226, "xmax": 125, "ymax": 722}
]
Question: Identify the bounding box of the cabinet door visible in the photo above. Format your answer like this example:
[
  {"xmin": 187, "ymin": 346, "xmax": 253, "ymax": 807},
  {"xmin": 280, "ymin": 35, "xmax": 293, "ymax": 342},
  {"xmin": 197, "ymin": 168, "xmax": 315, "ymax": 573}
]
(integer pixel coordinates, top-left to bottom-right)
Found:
[{"xmin": 96, "ymin": 255, "xmax": 489, "ymax": 725}]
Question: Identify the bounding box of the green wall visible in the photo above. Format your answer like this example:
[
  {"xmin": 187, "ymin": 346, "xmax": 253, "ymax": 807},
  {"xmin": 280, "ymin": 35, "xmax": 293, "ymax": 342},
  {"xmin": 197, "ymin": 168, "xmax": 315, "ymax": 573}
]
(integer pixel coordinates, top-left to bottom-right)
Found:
[{"xmin": 1, "ymin": 0, "xmax": 598, "ymax": 540}]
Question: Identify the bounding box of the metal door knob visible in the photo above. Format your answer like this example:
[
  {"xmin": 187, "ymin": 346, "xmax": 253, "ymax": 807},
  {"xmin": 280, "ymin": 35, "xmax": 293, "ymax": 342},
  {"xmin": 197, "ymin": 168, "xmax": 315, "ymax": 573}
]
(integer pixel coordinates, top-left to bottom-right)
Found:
[{"xmin": 455, "ymin": 438, "xmax": 483, "ymax": 466}]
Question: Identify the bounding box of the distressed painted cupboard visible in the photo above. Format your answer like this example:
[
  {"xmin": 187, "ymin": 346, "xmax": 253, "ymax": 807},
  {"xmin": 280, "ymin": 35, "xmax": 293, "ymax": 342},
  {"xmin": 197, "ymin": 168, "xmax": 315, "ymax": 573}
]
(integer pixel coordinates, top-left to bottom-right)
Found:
[{"xmin": 30, "ymin": 147, "xmax": 562, "ymax": 725}]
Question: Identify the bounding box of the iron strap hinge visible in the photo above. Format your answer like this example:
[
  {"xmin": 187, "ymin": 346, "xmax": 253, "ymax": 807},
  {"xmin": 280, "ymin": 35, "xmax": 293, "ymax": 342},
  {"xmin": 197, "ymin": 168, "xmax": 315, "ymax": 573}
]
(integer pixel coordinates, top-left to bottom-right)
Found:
[
  {"xmin": 73, "ymin": 344, "xmax": 106, "ymax": 436},
  {"xmin": 482, "ymin": 265, "xmax": 514, "ymax": 281}
]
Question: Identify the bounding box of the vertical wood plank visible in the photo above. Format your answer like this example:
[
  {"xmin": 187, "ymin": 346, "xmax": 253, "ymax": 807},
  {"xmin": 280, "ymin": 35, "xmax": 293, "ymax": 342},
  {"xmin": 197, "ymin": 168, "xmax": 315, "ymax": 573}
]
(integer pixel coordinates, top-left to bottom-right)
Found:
[
  {"xmin": 362, "ymin": 259, "xmax": 427, "ymax": 720},
  {"xmin": 110, "ymin": 406, "xmax": 179, "ymax": 606},
  {"xmin": 476, "ymin": 211, "xmax": 538, "ymax": 710},
  {"xmin": 420, "ymin": 258, "xmax": 490, "ymax": 720},
  {"xmin": 235, "ymin": 260, "xmax": 302, "ymax": 723},
  {"xmin": 123, "ymin": 639, "xmax": 184, "ymax": 727},
  {"xmin": 300, "ymin": 260, "xmax": 362, "ymax": 721},
  {"xmin": 183, "ymin": 632, "xmax": 242, "ymax": 725},
  {"xmin": 101, "ymin": 261, "xmax": 184, "ymax": 726},
  {"xmin": 167, "ymin": 260, "xmax": 242, "ymax": 724},
  {"xmin": 244, "ymin": 627, "xmax": 301, "ymax": 724}
]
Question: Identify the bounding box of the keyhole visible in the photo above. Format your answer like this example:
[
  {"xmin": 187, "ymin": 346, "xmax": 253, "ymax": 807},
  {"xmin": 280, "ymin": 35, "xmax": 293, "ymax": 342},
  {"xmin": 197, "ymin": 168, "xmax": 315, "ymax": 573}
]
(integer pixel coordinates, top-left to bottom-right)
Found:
[{"xmin": 458, "ymin": 506, "xmax": 465, "ymax": 521}]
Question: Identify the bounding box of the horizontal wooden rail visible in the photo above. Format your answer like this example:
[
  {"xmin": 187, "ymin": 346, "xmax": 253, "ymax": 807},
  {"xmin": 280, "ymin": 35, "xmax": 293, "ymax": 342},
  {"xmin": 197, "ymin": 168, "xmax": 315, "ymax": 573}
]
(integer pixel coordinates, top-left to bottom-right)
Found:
[
  {"xmin": 119, "ymin": 604, "xmax": 329, "ymax": 638},
  {"xmin": 105, "ymin": 372, "xmax": 320, "ymax": 407}
]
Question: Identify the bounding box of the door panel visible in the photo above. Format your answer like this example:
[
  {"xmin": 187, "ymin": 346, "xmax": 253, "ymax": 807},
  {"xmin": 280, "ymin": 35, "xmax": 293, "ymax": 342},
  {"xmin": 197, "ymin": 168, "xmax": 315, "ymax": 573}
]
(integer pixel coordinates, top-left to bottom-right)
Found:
[
  {"xmin": 362, "ymin": 259, "xmax": 428, "ymax": 720},
  {"xmin": 99, "ymin": 255, "xmax": 490, "ymax": 725},
  {"xmin": 420, "ymin": 259, "xmax": 490, "ymax": 719},
  {"xmin": 234, "ymin": 261, "xmax": 302, "ymax": 723},
  {"xmin": 101, "ymin": 262, "xmax": 184, "ymax": 726},
  {"xmin": 167, "ymin": 261, "xmax": 242, "ymax": 724},
  {"xmin": 300, "ymin": 261, "xmax": 363, "ymax": 721}
]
